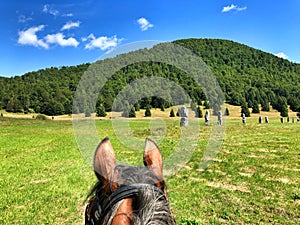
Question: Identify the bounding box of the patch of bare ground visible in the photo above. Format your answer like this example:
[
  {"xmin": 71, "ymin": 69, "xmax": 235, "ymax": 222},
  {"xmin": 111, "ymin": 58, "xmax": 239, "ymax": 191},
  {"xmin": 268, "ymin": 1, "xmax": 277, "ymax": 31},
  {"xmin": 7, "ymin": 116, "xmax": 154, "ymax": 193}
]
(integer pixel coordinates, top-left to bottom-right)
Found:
[
  {"xmin": 238, "ymin": 172, "xmax": 252, "ymax": 177},
  {"xmin": 266, "ymin": 177, "xmax": 293, "ymax": 184},
  {"xmin": 189, "ymin": 177, "xmax": 207, "ymax": 183},
  {"xmin": 30, "ymin": 178, "xmax": 49, "ymax": 184},
  {"xmin": 257, "ymin": 148, "xmax": 278, "ymax": 153},
  {"xmin": 206, "ymin": 169, "xmax": 227, "ymax": 176},
  {"xmin": 263, "ymin": 164, "xmax": 300, "ymax": 172},
  {"xmin": 248, "ymin": 153, "xmax": 278, "ymax": 159},
  {"xmin": 206, "ymin": 181, "xmax": 251, "ymax": 193},
  {"xmin": 241, "ymin": 166, "xmax": 256, "ymax": 174},
  {"xmin": 77, "ymin": 204, "xmax": 86, "ymax": 214}
]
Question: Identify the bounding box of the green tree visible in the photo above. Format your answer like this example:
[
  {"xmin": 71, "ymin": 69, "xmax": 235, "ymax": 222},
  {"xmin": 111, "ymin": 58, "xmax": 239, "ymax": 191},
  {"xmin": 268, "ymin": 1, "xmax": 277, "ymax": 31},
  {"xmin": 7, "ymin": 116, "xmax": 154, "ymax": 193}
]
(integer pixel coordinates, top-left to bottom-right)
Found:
[
  {"xmin": 134, "ymin": 102, "xmax": 140, "ymax": 111},
  {"xmin": 252, "ymin": 101, "xmax": 260, "ymax": 113},
  {"xmin": 196, "ymin": 106, "xmax": 203, "ymax": 118},
  {"xmin": 274, "ymin": 96, "xmax": 289, "ymax": 117},
  {"xmin": 96, "ymin": 105, "xmax": 107, "ymax": 117},
  {"xmin": 122, "ymin": 101, "xmax": 130, "ymax": 117},
  {"xmin": 225, "ymin": 108, "xmax": 230, "ymax": 116},
  {"xmin": 85, "ymin": 110, "xmax": 91, "ymax": 117},
  {"xmin": 241, "ymin": 100, "xmax": 250, "ymax": 117},
  {"xmin": 170, "ymin": 109, "xmax": 175, "ymax": 117},
  {"xmin": 190, "ymin": 101, "xmax": 197, "ymax": 112},
  {"xmin": 6, "ymin": 96, "xmax": 23, "ymax": 113},
  {"xmin": 261, "ymin": 99, "xmax": 270, "ymax": 112},
  {"xmin": 129, "ymin": 107, "xmax": 136, "ymax": 118},
  {"xmin": 145, "ymin": 105, "xmax": 151, "ymax": 117},
  {"xmin": 203, "ymin": 100, "xmax": 210, "ymax": 109}
]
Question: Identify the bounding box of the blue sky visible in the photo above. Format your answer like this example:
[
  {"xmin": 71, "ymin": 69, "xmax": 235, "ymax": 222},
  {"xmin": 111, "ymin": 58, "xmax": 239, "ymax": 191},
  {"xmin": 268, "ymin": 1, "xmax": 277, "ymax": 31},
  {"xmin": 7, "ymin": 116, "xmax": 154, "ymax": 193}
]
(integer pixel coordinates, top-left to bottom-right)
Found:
[{"xmin": 1, "ymin": 0, "xmax": 300, "ymax": 77}]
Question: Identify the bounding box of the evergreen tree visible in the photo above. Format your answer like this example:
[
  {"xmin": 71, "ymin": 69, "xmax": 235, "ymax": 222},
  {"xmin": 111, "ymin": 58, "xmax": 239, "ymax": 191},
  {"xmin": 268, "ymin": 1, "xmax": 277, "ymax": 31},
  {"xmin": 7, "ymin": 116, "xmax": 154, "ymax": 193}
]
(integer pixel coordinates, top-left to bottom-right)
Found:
[
  {"xmin": 145, "ymin": 105, "xmax": 151, "ymax": 117},
  {"xmin": 225, "ymin": 108, "xmax": 230, "ymax": 116},
  {"xmin": 85, "ymin": 110, "xmax": 91, "ymax": 117},
  {"xmin": 96, "ymin": 105, "xmax": 107, "ymax": 117},
  {"xmin": 241, "ymin": 100, "xmax": 251, "ymax": 117},
  {"xmin": 275, "ymin": 96, "xmax": 289, "ymax": 117},
  {"xmin": 6, "ymin": 96, "xmax": 23, "ymax": 113},
  {"xmin": 122, "ymin": 101, "xmax": 130, "ymax": 117},
  {"xmin": 203, "ymin": 100, "xmax": 210, "ymax": 109},
  {"xmin": 196, "ymin": 106, "xmax": 203, "ymax": 118},
  {"xmin": 134, "ymin": 102, "xmax": 140, "ymax": 111},
  {"xmin": 129, "ymin": 107, "xmax": 136, "ymax": 118},
  {"xmin": 261, "ymin": 99, "xmax": 270, "ymax": 112},
  {"xmin": 280, "ymin": 108, "xmax": 288, "ymax": 117},
  {"xmin": 190, "ymin": 101, "xmax": 197, "ymax": 112},
  {"xmin": 170, "ymin": 109, "xmax": 175, "ymax": 117},
  {"xmin": 252, "ymin": 101, "xmax": 260, "ymax": 113}
]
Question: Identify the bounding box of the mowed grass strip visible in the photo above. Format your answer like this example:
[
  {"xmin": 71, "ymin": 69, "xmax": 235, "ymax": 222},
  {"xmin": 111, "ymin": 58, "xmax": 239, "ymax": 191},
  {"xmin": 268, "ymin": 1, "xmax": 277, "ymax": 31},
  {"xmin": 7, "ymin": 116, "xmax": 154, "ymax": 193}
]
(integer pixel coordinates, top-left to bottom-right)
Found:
[{"xmin": 0, "ymin": 117, "xmax": 299, "ymax": 224}]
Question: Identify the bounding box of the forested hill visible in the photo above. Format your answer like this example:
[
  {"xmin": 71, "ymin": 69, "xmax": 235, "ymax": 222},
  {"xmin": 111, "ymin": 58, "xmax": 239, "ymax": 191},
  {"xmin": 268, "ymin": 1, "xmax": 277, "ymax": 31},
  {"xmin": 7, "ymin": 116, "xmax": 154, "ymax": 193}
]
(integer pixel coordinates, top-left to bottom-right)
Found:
[
  {"xmin": 174, "ymin": 38, "xmax": 300, "ymax": 115},
  {"xmin": 1, "ymin": 38, "xmax": 300, "ymax": 116}
]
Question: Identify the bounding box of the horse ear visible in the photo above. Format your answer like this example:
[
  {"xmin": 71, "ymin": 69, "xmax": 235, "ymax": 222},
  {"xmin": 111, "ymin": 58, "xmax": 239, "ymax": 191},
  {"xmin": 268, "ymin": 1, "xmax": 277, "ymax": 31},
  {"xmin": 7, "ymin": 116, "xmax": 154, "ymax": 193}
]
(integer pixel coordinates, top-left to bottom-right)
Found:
[
  {"xmin": 143, "ymin": 138, "xmax": 163, "ymax": 180},
  {"xmin": 94, "ymin": 137, "xmax": 116, "ymax": 183}
]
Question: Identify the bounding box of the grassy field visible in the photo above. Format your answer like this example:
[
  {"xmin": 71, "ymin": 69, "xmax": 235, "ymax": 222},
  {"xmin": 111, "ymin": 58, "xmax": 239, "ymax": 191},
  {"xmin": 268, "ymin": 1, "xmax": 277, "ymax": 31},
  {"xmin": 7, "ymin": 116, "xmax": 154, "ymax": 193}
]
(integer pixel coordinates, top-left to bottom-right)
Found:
[{"xmin": 0, "ymin": 116, "xmax": 299, "ymax": 224}]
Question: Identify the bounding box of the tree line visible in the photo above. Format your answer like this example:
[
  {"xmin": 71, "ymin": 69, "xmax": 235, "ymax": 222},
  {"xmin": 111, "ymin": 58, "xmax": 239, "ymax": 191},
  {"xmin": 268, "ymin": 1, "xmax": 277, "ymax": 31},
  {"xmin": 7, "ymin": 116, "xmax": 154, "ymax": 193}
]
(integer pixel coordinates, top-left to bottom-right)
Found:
[{"xmin": 0, "ymin": 38, "xmax": 299, "ymax": 117}]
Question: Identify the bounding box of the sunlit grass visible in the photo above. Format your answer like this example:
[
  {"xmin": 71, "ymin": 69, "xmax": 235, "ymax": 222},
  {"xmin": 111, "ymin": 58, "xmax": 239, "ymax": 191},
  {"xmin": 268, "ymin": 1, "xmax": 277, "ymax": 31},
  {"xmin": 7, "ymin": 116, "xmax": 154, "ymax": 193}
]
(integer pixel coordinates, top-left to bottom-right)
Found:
[{"xmin": 0, "ymin": 117, "xmax": 299, "ymax": 224}]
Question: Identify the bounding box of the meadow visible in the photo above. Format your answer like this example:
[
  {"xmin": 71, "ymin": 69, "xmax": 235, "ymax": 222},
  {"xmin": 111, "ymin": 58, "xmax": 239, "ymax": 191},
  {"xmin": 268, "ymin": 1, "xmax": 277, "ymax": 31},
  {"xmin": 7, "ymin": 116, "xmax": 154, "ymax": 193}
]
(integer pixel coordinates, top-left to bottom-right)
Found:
[{"xmin": 0, "ymin": 115, "xmax": 299, "ymax": 224}]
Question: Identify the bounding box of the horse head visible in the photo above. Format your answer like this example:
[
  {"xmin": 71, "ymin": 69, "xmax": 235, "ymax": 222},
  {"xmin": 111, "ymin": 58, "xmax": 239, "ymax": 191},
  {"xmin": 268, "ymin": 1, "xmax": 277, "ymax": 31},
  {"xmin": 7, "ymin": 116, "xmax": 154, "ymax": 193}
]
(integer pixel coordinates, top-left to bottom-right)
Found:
[{"xmin": 85, "ymin": 137, "xmax": 176, "ymax": 225}]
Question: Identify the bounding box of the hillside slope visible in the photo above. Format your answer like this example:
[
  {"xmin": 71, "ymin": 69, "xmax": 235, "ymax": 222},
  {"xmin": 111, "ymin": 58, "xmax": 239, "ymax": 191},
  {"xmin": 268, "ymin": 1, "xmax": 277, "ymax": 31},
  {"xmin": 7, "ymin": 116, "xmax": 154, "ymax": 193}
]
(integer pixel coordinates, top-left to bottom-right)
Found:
[
  {"xmin": 174, "ymin": 39, "xmax": 300, "ymax": 110},
  {"xmin": 0, "ymin": 38, "xmax": 299, "ymax": 116}
]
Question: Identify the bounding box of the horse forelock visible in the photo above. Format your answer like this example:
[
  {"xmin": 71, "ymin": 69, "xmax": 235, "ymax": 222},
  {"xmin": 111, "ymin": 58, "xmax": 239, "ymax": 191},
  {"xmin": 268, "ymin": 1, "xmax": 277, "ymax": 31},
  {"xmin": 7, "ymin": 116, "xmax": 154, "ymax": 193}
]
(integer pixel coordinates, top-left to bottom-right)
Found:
[{"xmin": 85, "ymin": 165, "xmax": 175, "ymax": 225}]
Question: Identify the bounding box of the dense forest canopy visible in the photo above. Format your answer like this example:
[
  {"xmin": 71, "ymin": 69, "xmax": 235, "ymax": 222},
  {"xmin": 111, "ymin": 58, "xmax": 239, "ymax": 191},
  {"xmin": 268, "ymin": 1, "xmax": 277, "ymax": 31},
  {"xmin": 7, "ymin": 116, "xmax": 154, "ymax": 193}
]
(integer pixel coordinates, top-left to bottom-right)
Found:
[{"xmin": 0, "ymin": 38, "xmax": 299, "ymax": 116}]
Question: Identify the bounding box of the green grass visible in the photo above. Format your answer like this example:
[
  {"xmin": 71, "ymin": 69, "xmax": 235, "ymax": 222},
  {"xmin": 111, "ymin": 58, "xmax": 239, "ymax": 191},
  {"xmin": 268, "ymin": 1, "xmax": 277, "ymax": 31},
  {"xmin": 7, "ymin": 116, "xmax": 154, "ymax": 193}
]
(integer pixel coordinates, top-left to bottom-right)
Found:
[{"xmin": 0, "ymin": 117, "xmax": 299, "ymax": 224}]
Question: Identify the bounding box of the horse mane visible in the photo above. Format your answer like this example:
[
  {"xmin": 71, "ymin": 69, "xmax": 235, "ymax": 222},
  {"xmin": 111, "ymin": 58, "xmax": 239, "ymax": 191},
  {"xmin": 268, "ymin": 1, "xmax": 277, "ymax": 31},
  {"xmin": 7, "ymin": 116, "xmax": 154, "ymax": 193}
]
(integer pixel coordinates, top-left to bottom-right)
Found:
[{"xmin": 86, "ymin": 164, "xmax": 176, "ymax": 225}]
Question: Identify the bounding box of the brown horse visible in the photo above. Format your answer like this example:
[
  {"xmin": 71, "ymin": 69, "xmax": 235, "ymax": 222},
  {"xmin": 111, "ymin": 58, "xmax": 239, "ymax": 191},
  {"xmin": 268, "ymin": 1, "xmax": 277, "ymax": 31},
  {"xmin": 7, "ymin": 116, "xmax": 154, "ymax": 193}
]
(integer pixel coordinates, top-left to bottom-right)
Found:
[{"xmin": 85, "ymin": 137, "xmax": 176, "ymax": 225}]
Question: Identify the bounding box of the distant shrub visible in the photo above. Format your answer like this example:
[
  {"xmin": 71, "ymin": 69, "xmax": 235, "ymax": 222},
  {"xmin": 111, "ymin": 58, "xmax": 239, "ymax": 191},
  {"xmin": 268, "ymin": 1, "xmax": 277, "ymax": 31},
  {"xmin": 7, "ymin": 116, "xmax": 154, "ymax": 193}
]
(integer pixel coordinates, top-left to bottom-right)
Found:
[
  {"xmin": 196, "ymin": 106, "xmax": 203, "ymax": 118},
  {"xmin": 145, "ymin": 105, "xmax": 151, "ymax": 117},
  {"xmin": 252, "ymin": 101, "xmax": 260, "ymax": 113},
  {"xmin": 28, "ymin": 108, "xmax": 35, "ymax": 114},
  {"xmin": 170, "ymin": 109, "xmax": 175, "ymax": 117},
  {"xmin": 225, "ymin": 107, "xmax": 230, "ymax": 116},
  {"xmin": 203, "ymin": 100, "xmax": 210, "ymax": 109},
  {"xmin": 0, "ymin": 113, "xmax": 3, "ymax": 117},
  {"xmin": 190, "ymin": 101, "xmax": 197, "ymax": 112},
  {"xmin": 96, "ymin": 105, "xmax": 107, "ymax": 117},
  {"xmin": 85, "ymin": 111, "xmax": 91, "ymax": 117},
  {"xmin": 128, "ymin": 107, "xmax": 136, "ymax": 118},
  {"xmin": 134, "ymin": 102, "xmax": 140, "ymax": 111},
  {"xmin": 36, "ymin": 114, "xmax": 47, "ymax": 120}
]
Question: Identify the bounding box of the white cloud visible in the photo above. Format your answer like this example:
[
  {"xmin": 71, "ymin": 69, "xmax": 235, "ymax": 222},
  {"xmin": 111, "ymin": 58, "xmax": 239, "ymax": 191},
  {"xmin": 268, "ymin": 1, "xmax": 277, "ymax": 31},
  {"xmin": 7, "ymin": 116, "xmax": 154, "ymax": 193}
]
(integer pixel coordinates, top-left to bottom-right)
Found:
[
  {"xmin": 43, "ymin": 4, "xmax": 59, "ymax": 16},
  {"xmin": 63, "ymin": 13, "xmax": 73, "ymax": 17},
  {"xmin": 137, "ymin": 17, "xmax": 154, "ymax": 31},
  {"xmin": 83, "ymin": 34, "xmax": 123, "ymax": 51},
  {"xmin": 222, "ymin": 4, "xmax": 247, "ymax": 13},
  {"xmin": 17, "ymin": 25, "xmax": 48, "ymax": 49},
  {"xmin": 45, "ymin": 33, "xmax": 79, "ymax": 47},
  {"xmin": 18, "ymin": 14, "xmax": 33, "ymax": 23},
  {"xmin": 237, "ymin": 6, "xmax": 247, "ymax": 11},
  {"xmin": 275, "ymin": 52, "xmax": 288, "ymax": 59},
  {"xmin": 61, "ymin": 21, "xmax": 80, "ymax": 30}
]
